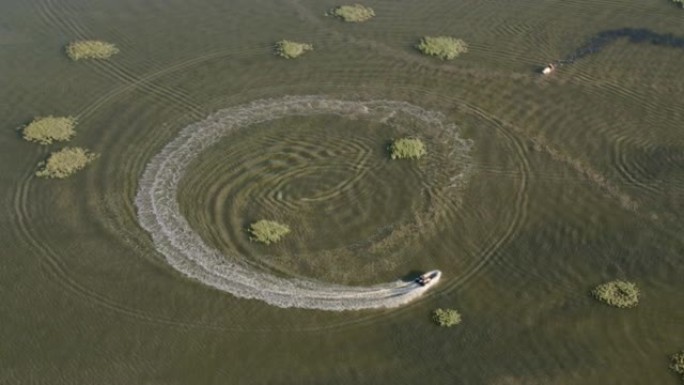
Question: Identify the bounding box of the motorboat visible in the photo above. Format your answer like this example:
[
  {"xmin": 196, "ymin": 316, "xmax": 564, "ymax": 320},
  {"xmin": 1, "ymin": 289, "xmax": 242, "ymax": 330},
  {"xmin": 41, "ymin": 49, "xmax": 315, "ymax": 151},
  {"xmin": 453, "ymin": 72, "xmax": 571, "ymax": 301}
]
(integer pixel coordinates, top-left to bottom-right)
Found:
[
  {"xmin": 542, "ymin": 63, "xmax": 556, "ymax": 75},
  {"xmin": 416, "ymin": 270, "xmax": 441, "ymax": 286}
]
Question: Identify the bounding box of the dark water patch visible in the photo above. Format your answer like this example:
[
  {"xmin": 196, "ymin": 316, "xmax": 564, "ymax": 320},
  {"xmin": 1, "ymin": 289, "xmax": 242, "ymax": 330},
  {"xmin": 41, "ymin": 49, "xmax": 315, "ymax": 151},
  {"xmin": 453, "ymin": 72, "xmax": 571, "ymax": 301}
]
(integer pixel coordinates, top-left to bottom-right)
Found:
[{"xmin": 547, "ymin": 28, "xmax": 684, "ymax": 69}]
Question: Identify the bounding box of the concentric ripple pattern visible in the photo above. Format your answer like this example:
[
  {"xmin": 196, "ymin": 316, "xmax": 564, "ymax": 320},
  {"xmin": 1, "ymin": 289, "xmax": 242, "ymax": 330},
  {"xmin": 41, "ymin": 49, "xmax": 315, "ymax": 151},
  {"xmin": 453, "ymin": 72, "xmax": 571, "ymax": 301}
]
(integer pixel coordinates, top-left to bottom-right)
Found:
[{"xmin": 135, "ymin": 95, "xmax": 472, "ymax": 310}]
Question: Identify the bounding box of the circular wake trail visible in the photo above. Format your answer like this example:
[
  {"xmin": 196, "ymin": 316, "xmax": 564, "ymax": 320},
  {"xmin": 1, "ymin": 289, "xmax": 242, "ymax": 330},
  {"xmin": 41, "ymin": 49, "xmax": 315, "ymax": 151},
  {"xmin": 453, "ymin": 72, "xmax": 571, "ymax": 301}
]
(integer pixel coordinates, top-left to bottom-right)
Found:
[{"xmin": 136, "ymin": 96, "xmax": 462, "ymax": 310}]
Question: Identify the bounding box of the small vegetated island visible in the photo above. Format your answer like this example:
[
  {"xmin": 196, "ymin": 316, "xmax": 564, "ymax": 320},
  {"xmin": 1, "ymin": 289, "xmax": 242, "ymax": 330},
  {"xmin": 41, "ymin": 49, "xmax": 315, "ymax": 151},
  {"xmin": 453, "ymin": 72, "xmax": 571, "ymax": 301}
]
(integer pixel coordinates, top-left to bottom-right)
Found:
[
  {"xmin": 671, "ymin": 350, "xmax": 684, "ymax": 382},
  {"xmin": 249, "ymin": 220, "xmax": 291, "ymax": 244},
  {"xmin": 389, "ymin": 137, "xmax": 427, "ymax": 160},
  {"xmin": 22, "ymin": 116, "xmax": 76, "ymax": 145},
  {"xmin": 417, "ymin": 36, "xmax": 469, "ymax": 60},
  {"xmin": 433, "ymin": 308, "xmax": 462, "ymax": 327},
  {"xmin": 36, "ymin": 147, "xmax": 99, "ymax": 178},
  {"xmin": 328, "ymin": 4, "xmax": 375, "ymax": 22},
  {"xmin": 591, "ymin": 280, "xmax": 640, "ymax": 308},
  {"xmin": 65, "ymin": 40, "xmax": 119, "ymax": 61},
  {"xmin": 274, "ymin": 40, "xmax": 313, "ymax": 59}
]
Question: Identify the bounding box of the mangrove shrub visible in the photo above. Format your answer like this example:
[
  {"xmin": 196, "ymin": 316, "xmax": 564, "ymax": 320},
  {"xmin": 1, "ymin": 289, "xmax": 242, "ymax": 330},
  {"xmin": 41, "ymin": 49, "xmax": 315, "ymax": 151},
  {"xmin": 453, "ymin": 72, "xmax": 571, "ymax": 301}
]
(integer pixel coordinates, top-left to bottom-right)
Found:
[
  {"xmin": 36, "ymin": 147, "xmax": 98, "ymax": 178},
  {"xmin": 389, "ymin": 137, "xmax": 427, "ymax": 160},
  {"xmin": 23, "ymin": 116, "xmax": 76, "ymax": 145},
  {"xmin": 249, "ymin": 220, "xmax": 291, "ymax": 244},
  {"xmin": 673, "ymin": 0, "xmax": 684, "ymax": 8},
  {"xmin": 432, "ymin": 308, "xmax": 462, "ymax": 327},
  {"xmin": 275, "ymin": 40, "xmax": 313, "ymax": 59},
  {"xmin": 591, "ymin": 280, "xmax": 640, "ymax": 308},
  {"xmin": 416, "ymin": 36, "xmax": 469, "ymax": 60},
  {"xmin": 329, "ymin": 4, "xmax": 375, "ymax": 22},
  {"xmin": 66, "ymin": 40, "xmax": 119, "ymax": 60},
  {"xmin": 671, "ymin": 350, "xmax": 684, "ymax": 381}
]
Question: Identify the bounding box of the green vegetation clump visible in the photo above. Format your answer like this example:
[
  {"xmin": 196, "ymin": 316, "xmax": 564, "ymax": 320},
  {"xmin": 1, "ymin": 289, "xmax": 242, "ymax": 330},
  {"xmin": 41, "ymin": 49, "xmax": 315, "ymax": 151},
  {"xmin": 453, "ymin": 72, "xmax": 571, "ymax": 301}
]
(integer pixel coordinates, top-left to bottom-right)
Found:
[
  {"xmin": 22, "ymin": 116, "xmax": 76, "ymax": 145},
  {"xmin": 416, "ymin": 36, "xmax": 469, "ymax": 60},
  {"xmin": 591, "ymin": 280, "xmax": 640, "ymax": 308},
  {"xmin": 389, "ymin": 137, "xmax": 427, "ymax": 160},
  {"xmin": 432, "ymin": 308, "xmax": 462, "ymax": 327},
  {"xmin": 36, "ymin": 147, "xmax": 98, "ymax": 178},
  {"xmin": 329, "ymin": 4, "xmax": 375, "ymax": 22},
  {"xmin": 66, "ymin": 40, "xmax": 119, "ymax": 60},
  {"xmin": 673, "ymin": 0, "xmax": 684, "ymax": 8},
  {"xmin": 249, "ymin": 220, "xmax": 291, "ymax": 244},
  {"xmin": 671, "ymin": 350, "xmax": 684, "ymax": 381},
  {"xmin": 274, "ymin": 40, "xmax": 313, "ymax": 59}
]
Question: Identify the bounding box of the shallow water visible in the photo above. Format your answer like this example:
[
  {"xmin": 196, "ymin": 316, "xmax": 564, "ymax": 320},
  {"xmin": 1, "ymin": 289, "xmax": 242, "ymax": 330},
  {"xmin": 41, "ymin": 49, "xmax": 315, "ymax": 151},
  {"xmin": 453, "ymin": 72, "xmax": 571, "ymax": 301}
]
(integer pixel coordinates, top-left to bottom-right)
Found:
[{"xmin": 1, "ymin": 0, "xmax": 683, "ymax": 383}]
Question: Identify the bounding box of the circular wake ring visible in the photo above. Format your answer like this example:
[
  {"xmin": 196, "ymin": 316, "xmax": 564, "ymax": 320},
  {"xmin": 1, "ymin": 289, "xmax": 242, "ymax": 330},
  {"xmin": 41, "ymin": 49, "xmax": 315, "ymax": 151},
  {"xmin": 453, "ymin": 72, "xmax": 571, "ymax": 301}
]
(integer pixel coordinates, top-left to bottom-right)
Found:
[{"xmin": 135, "ymin": 95, "xmax": 471, "ymax": 310}]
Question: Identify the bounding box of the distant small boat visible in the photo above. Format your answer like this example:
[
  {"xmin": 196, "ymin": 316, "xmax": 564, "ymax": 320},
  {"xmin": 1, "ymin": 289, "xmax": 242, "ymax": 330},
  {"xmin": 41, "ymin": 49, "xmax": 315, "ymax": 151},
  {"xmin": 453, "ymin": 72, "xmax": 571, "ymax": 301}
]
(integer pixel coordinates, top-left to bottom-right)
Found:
[
  {"xmin": 542, "ymin": 63, "xmax": 556, "ymax": 75},
  {"xmin": 416, "ymin": 270, "xmax": 441, "ymax": 286}
]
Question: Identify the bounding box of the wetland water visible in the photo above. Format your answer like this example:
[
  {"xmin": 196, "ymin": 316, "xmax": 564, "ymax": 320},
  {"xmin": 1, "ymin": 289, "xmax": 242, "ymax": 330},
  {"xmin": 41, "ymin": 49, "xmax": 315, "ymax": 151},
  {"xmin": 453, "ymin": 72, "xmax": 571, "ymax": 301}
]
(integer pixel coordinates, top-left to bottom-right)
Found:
[{"xmin": 1, "ymin": 0, "xmax": 683, "ymax": 383}]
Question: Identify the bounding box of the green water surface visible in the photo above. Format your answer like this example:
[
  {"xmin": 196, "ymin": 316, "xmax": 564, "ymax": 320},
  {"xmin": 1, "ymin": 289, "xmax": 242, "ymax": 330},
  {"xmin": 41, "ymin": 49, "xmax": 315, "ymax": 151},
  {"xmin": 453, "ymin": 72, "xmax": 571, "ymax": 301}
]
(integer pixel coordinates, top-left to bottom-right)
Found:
[{"xmin": 1, "ymin": 0, "xmax": 683, "ymax": 383}]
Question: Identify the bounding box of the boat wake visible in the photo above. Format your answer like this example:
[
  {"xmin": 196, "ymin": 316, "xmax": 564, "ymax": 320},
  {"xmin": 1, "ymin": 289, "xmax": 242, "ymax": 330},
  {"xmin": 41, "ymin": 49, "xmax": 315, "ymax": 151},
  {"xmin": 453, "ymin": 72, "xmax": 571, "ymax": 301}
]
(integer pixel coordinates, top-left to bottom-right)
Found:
[
  {"xmin": 543, "ymin": 28, "xmax": 684, "ymax": 73},
  {"xmin": 135, "ymin": 96, "xmax": 464, "ymax": 311},
  {"xmin": 562, "ymin": 28, "xmax": 684, "ymax": 64}
]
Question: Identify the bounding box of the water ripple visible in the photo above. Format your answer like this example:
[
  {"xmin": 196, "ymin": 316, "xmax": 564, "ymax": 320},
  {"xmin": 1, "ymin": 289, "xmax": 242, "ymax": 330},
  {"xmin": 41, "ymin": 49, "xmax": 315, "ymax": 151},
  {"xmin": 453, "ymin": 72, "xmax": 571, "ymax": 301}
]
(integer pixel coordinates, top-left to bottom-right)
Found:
[{"xmin": 135, "ymin": 95, "xmax": 473, "ymax": 310}]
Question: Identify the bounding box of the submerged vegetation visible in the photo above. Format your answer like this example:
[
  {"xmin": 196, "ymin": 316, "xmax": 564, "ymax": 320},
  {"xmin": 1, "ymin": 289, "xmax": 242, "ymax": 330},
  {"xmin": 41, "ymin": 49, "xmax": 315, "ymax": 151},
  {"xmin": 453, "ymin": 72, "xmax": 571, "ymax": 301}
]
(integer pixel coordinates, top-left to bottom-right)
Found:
[
  {"xmin": 416, "ymin": 36, "xmax": 469, "ymax": 60},
  {"xmin": 328, "ymin": 4, "xmax": 375, "ymax": 22},
  {"xmin": 66, "ymin": 40, "xmax": 119, "ymax": 61},
  {"xmin": 36, "ymin": 147, "xmax": 98, "ymax": 178},
  {"xmin": 22, "ymin": 116, "xmax": 76, "ymax": 145},
  {"xmin": 274, "ymin": 40, "xmax": 313, "ymax": 59},
  {"xmin": 389, "ymin": 137, "xmax": 427, "ymax": 159},
  {"xmin": 249, "ymin": 220, "xmax": 291, "ymax": 244},
  {"xmin": 671, "ymin": 351, "xmax": 684, "ymax": 381},
  {"xmin": 432, "ymin": 308, "xmax": 462, "ymax": 327},
  {"xmin": 591, "ymin": 280, "xmax": 640, "ymax": 308}
]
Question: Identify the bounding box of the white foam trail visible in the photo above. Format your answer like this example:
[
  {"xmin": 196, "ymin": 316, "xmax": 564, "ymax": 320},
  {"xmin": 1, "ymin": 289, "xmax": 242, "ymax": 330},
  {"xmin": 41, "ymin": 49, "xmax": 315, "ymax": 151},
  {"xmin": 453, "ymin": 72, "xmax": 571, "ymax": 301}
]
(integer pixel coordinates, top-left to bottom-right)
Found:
[{"xmin": 135, "ymin": 96, "xmax": 460, "ymax": 310}]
